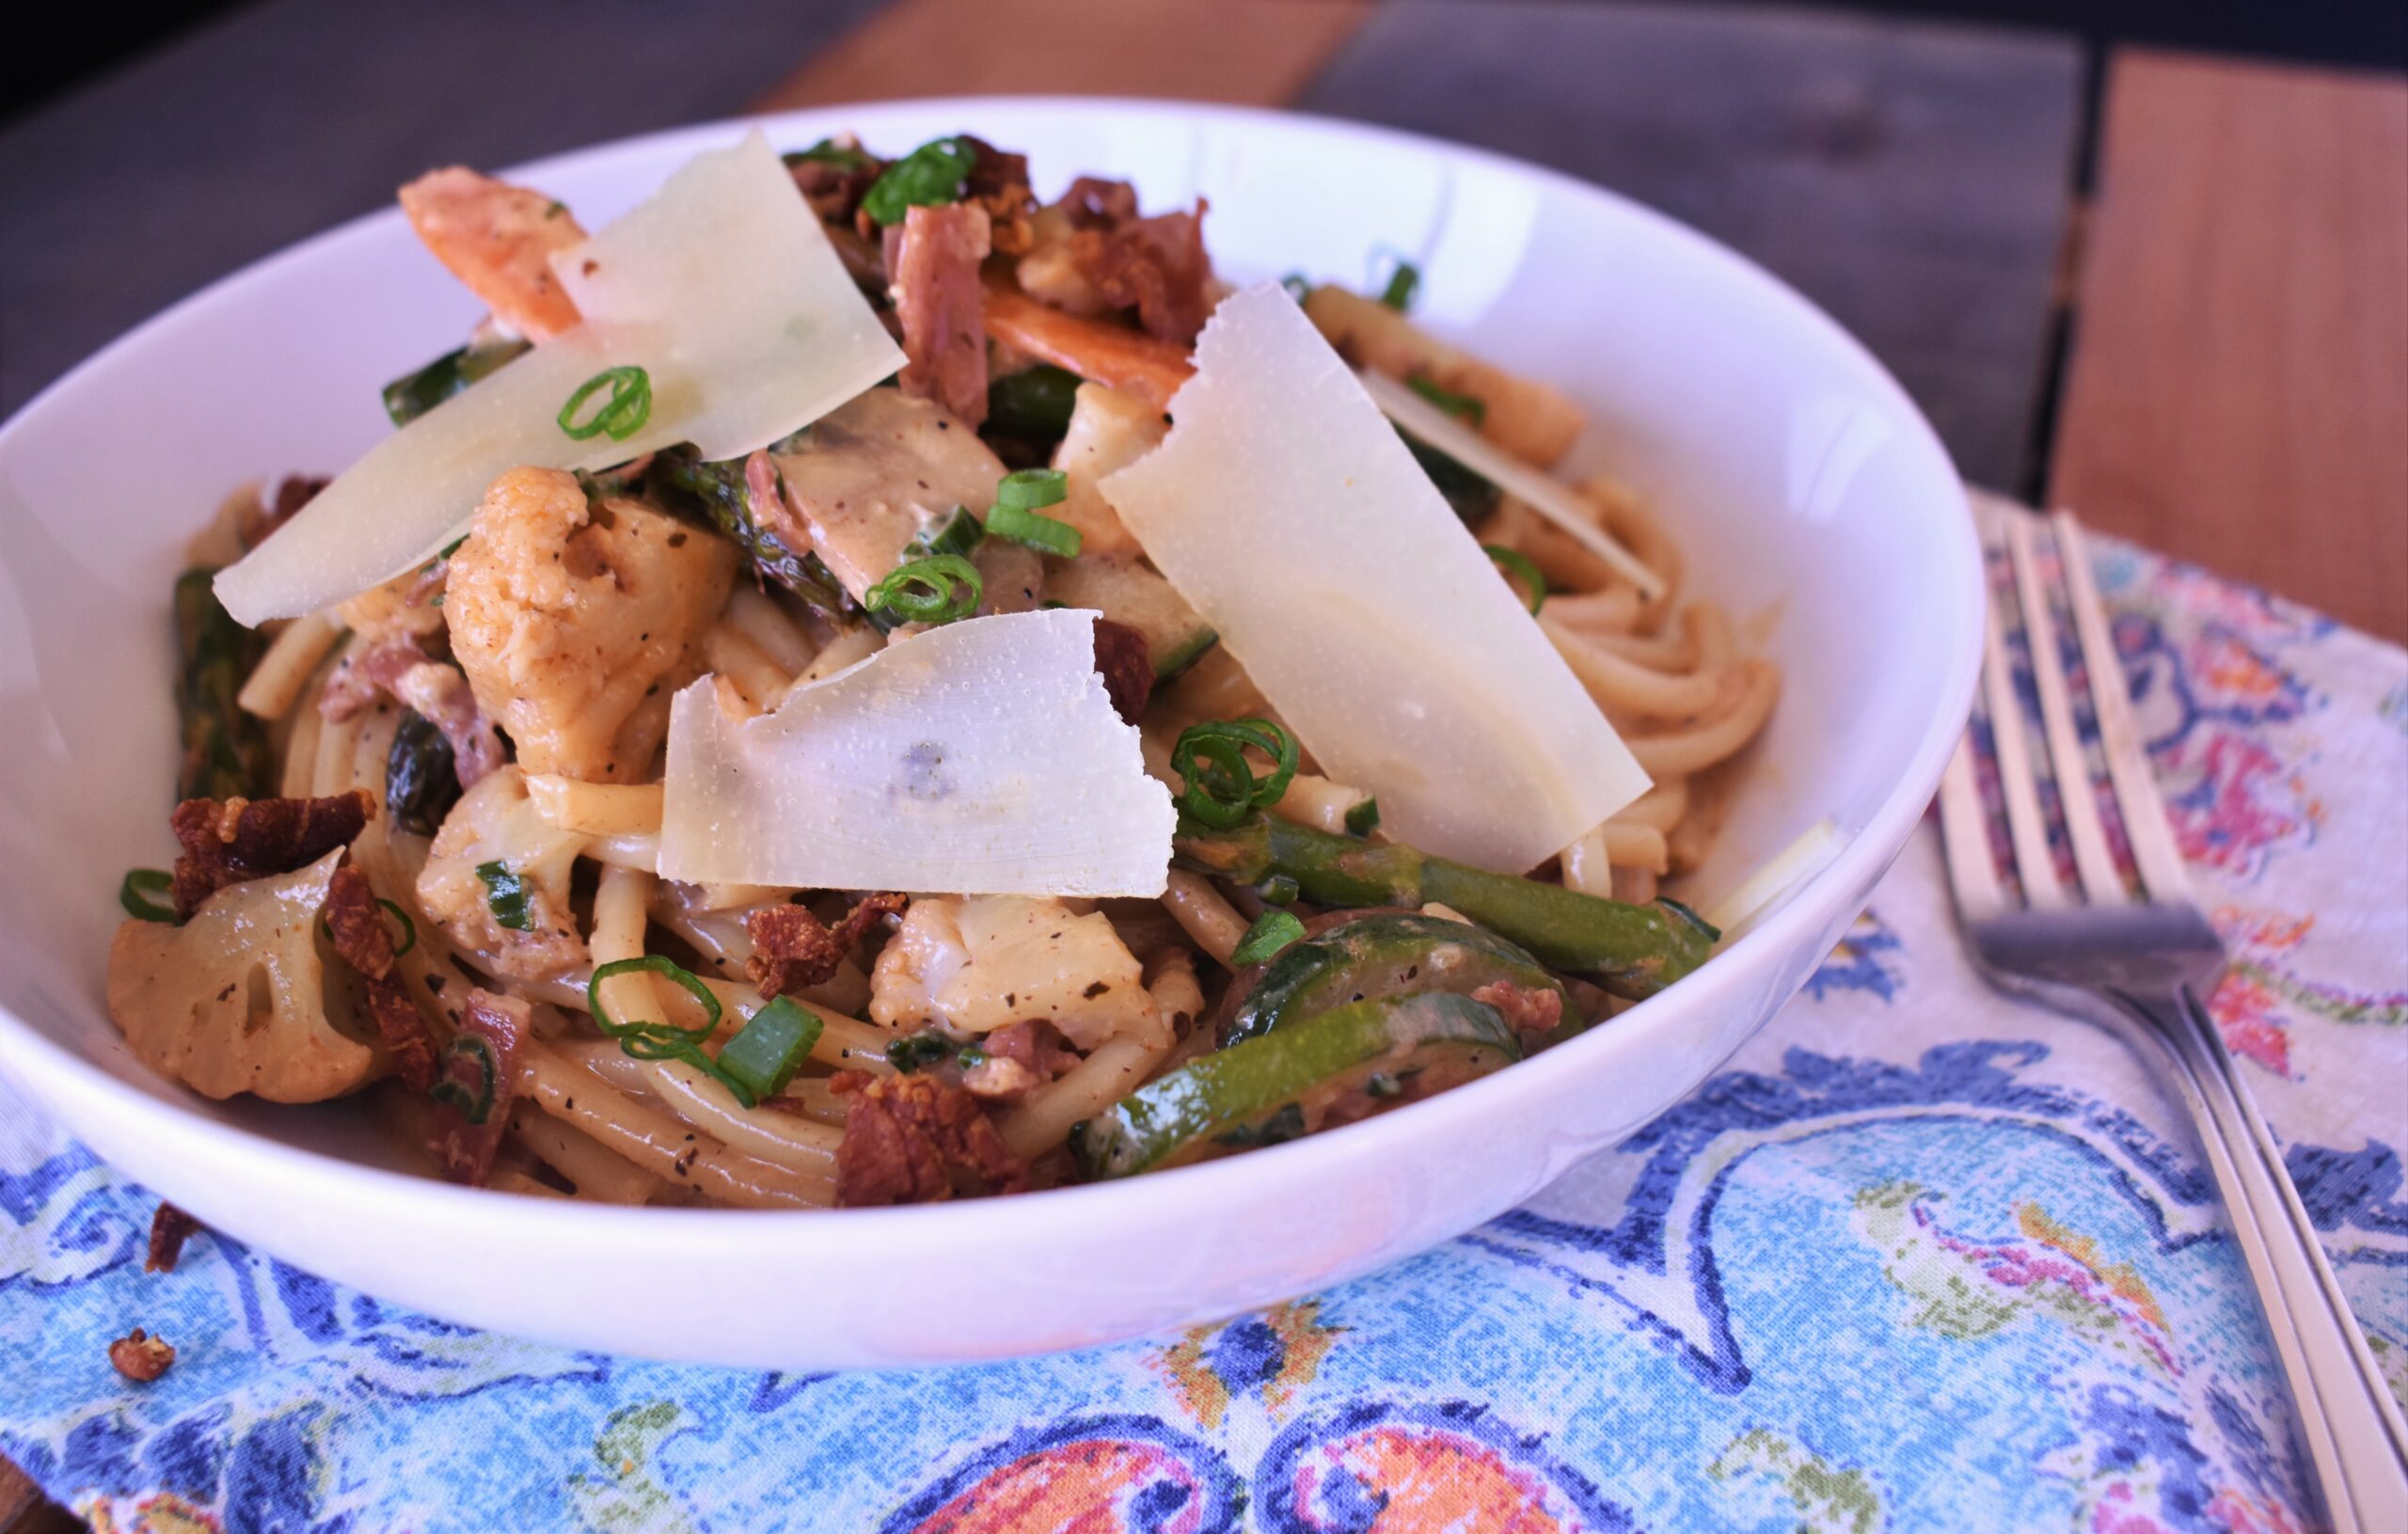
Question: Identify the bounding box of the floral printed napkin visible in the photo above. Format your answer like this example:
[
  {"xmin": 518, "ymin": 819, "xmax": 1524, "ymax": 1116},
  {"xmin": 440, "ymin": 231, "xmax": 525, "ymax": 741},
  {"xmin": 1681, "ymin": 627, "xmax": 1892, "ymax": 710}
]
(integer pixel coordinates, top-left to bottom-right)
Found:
[{"xmin": 4, "ymin": 529, "xmax": 2402, "ymax": 1533}]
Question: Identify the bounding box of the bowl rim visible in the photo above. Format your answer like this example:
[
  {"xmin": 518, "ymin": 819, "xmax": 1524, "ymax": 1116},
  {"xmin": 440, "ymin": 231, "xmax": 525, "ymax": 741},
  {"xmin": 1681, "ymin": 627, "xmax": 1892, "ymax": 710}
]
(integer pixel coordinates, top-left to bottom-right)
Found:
[{"xmin": 0, "ymin": 93, "xmax": 1984, "ymax": 1249}]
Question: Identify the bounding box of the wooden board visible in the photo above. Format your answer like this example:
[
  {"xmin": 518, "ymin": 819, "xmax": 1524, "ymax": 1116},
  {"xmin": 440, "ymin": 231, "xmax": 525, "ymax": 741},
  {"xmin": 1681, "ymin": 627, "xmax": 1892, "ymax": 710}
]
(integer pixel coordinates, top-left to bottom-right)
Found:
[
  {"xmin": 754, "ymin": 0, "xmax": 1373, "ymax": 110},
  {"xmin": 1297, "ymin": 0, "xmax": 2084, "ymax": 491},
  {"xmin": 2049, "ymin": 49, "xmax": 2408, "ymax": 642}
]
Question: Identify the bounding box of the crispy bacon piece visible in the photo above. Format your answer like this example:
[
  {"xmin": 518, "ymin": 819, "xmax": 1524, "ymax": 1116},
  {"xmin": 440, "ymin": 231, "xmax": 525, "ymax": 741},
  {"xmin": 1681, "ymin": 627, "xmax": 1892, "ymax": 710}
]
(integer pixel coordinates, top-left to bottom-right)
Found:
[
  {"xmin": 960, "ymin": 1020, "xmax": 1076, "ymax": 1102},
  {"xmin": 1091, "ymin": 617, "xmax": 1152, "ymax": 725},
  {"xmin": 239, "ymin": 475, "xmax": 328, "ymax": 549},
  {"xmin": 789, "ymin": 150, "xmax": 881, "ymax": 225},
  {"xmin": 146, "ymin": 1203, "xmax": 204, "ymax": 1273},
  {"xmin": 983, "ymin": 280, "xmax": 1195, "ymax": 411},
  {"xmin": 892, "ymin": 203, "xmax": 993, "ymax": 425},
  {"xmin": 109, "ymin": 1328, "xmax": 175, "ymax": 1382},
  {"xmin": 1058, "ymin": 176, "xmax": 1139, "ymax": 229},
  {"xmin": 432, "ymin": 988, "xmax": 530, "ymax": 1185},
  {"xmin": 1069, "ymin": 202, "xmax": 1213, "ymax": 345},
  {"xmin": 831, "ymin": 1070, "xmax": 1028, "ymax": 1205},
  {"xmin": 748, "ymin": 894, "xmax": 908, "ymax": 999},
  {"xmin": 961, "ymin": 136, "xmax": 1037, "ymax": 256},
  {"xmin": 168, "ymin": 790, "xmax": 372, "ymax": 920},
  {"xmin": 323, "ymin": 862, "xmax": 439, "ymax": 1090},
  {"xmin": 1472, "ymin": 979, "xmax": 1565, "ymax": 1046}
]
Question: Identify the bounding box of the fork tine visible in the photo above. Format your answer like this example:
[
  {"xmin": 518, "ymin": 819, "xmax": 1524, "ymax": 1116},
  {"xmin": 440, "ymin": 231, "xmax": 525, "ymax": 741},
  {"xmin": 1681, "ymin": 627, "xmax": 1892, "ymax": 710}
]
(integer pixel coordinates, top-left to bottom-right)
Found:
[
  {"xmin": 1973, "ymin": 495, "xmax": 2067, "ymax": 908},
  {"xmin": 1938, "ymin": 735, "xmax": 2006, "ymax": 919},
  {"xmin": 2005, "ymin": 513, "xmax": 2127, "ymax": 902},
  {"xmin": 2052, "ymin": 511, "xmax": 2194, "ymax": 904}
]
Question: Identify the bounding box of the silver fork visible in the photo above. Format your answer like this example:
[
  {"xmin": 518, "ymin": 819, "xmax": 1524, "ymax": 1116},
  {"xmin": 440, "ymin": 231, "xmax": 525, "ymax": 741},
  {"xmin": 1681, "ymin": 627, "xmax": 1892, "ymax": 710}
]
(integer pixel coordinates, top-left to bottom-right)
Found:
[{"xmin": 1937, "ymin": 496, "xmax": 2408, "ymax": 1532}]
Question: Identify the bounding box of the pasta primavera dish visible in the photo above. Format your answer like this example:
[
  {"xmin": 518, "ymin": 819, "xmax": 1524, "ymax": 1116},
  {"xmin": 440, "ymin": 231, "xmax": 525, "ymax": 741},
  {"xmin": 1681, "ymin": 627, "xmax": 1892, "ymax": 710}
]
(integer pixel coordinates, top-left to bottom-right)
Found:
[{"xmin": 106, "ymin": 129, "xmax": 1781, "ymax": 1208}]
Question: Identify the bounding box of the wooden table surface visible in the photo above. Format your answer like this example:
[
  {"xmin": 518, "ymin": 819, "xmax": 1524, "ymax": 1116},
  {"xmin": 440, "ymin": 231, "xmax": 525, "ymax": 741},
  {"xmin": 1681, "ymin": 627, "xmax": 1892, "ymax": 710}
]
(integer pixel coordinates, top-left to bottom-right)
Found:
[{"xmin": 3, "ymin": 0, "xmax": 2402, "ymax": 1522}]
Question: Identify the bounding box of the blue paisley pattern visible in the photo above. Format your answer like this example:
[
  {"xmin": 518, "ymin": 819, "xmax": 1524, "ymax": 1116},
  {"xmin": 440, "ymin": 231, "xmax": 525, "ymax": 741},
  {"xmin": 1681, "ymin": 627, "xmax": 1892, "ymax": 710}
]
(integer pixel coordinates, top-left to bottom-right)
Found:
[{"xmin": 3, "ymin": 533, "xmax": 2402, "ymax": 1532}]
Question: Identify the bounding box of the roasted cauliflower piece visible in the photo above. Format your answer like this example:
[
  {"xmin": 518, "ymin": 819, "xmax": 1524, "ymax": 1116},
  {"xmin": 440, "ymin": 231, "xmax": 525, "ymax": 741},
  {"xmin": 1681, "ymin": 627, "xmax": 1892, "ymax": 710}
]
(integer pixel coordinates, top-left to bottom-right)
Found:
[
  {"xmin": 869, "ymin": 894, "xmax": 1164, "ymax": 1052},
  {"xmin": 106, "ymin": 849, "xmax": 383, "ymax": 1102},
  {"xmin": 446, "ymin": 467, "xmax": 737, "ymax": 782},
  {"xmin": 416, "ymin": 765, "xmax": 589, "ymax": 979}
]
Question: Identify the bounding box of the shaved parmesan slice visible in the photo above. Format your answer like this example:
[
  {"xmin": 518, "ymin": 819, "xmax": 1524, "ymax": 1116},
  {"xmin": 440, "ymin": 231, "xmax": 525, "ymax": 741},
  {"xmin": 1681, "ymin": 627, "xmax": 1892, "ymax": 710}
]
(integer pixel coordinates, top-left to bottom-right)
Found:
[
  {"xmin": 659, "ymin": 609, "xmax": 1175, "ymax": 896},
  {"xmin": 1102, "ymin": 283, "xmax": 1649, "ymax": 874},
  {"xmin": 1357, "ymin": 368, "xmax": 1663, "ymax": 598},
  {"xmin": 217, "ymin": 131, "xmax": 903, "ymax": 625}
]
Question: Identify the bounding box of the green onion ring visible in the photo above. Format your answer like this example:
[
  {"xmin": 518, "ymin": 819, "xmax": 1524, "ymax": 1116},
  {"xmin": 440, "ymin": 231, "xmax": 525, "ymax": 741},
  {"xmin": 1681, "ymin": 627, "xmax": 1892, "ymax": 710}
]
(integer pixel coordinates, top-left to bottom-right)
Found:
[
  {"xmin": 428, "ymin": 1034, "xmax": 498, "ymax": 1125},
  {"xmin": 588, "ymin": 955, "xmax": 722, "ymax": 1044},
  {"xmin": 119, "ymin": 869, "xmax": 176, "ymax": 924},
  {"xmin": 986, "ymin": 503, "xmax": 1083, "ymax": 558},
  {"xmin": 557, "ymin": 366, "xmax": 653, "ymax": 443},
  {"xmin": 1482, "ymin": 545, "xmax": 1547, "ymax": 615},
  {"xmin": 993, "ymin": 467, "xmax": 1069, "ymax": 512},
  {"xmin": 864, "ymin": 553, "xmax": 982, "ymax": 625},
  {"xmin": 1170, "ymin": 718, "xmax": 1300, "ymax": 827},
  {"xmin": 1231, "ymin": 909, "xmax": 1307, "ymax": 967}
]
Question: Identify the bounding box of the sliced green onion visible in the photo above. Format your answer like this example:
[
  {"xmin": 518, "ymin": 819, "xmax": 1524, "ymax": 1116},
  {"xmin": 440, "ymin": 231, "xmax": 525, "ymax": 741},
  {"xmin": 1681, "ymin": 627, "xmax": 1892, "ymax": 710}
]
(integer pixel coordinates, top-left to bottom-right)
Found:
[
  {"xmin": 1344, "ymin": 795, "xmax": 1382, "ymax": 837},
  {"xmin": 1280, "ymin": 273, "xmax": 1313, "ymax": 303},
  {"xmin": 436, "ymin": 535, "xmax": 467, "ymax": 562},
  {"xmin": 557, "ymin": 366, "xmax": 652, "ymax": 443},
  {"xmin": 1408, "ymin": 375, "xmax": 1486, "ymax": 428},
  {"xmin": 716, "ymin": 996, "xmax": 822, "ymax": 1101},
  {"xmin": 1231, "ymin": 909, "xmax": 1307, "ymax": 967},
  {"xmin": 1170, "ymin": 718, "xmax": 1300, "ymax": 829},
  {"xmin": 1378, "ymin": 257, "xmax": 1420, "ymax": 311},
  {"xmin": 428, "ymin": 1034, "xmax": 497, "ymax": 1125},
  {"xmin": 1481, "ymin": 545, "xmax": 1547, "ymax": 615},
  {"xmin": 994, "ymin": 467, "xmax": 1069, "ymax": 512},
  {"xmin": 864, "ymin": 553, "xmax": 982, "ymax": 625},
  {"xmin": 862, "ymin": 136, "xmax": 977, "ymax": 226},
  {"xmin": 588, "ymin": 956, "xmax": 722, "ymax": 1044},
  {"xmin": 1256, "ymin": 874, "xmax": 1301, "ymax": 906},
  {"xmin": 119, "ymin": 869, "xmax": 176, "ymax": 924},
  {"xmin": 916, "ymin": 507, "xmax": 987, "ymax": 560},
  {"xmin": 987, "ymin": 504, "xmax": 1082, "ymax": 558},
  {"xmin": 474, "ymin": 861, "xmax": 533, "ymax": 932}
]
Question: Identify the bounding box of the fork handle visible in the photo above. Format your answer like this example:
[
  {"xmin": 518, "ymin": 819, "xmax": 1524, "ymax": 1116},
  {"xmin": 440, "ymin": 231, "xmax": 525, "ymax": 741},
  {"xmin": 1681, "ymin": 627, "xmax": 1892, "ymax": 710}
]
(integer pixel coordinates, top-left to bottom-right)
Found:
[{"xmin": 2116, "ymin": 985, "xmax": 2408, "ymax": 1533}]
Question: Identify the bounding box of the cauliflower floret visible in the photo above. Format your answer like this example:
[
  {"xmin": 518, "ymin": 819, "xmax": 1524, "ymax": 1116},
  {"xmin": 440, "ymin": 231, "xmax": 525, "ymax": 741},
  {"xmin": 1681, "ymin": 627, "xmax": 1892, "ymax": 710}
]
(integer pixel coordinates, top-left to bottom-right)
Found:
[
  {"xmin": 416, "ymin": 765, "xmax": 589, "ymax": 979},
  {"xmin": 106, "ymin": 849, "xmax": 383, "ymax": 1102},
  {"xmin": 869, "ymin": 894, "xmax": 1164, "ymax": 1052},
  {"xmin": 446, "ymin": 467, "xmax": 737, "ymax": 782},
  {"xmin": 1045, "ymin": 382, "xmax": 1161, "ymax": 558}
]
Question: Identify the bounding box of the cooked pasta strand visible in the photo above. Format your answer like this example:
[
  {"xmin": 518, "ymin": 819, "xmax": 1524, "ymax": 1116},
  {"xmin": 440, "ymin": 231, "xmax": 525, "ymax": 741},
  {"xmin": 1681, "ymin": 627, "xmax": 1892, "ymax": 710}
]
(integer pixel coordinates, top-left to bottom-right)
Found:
[
  {"xmin": 238, "ymin": 610, "xmax": 343, "ymax": 720},
  {"xmin": 1161, "ymin": 870, "xmax": 1246, "ymax": 967}
]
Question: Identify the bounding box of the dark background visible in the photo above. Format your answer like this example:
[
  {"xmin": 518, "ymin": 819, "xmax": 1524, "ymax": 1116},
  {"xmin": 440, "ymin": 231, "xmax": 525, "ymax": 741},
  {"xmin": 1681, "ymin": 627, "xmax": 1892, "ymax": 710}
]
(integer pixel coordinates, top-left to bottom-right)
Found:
[{"xmin": 7, "ymin": 0, "xmax": 2404, "ymax": 124}]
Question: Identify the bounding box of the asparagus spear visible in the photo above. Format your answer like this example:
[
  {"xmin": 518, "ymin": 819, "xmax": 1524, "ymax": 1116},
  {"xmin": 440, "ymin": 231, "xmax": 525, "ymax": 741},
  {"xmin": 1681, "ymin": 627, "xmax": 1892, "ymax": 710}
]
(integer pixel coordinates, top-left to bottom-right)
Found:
[
  {"xmin": 171, "ymin": 568, "xmax": 272, "ymax": 802},
  {"xmin": 379, "ymin": 337, "xmax": 531, "ymax": 428},
  {"xmin": 1174, "ymin": 813, "xmax": 1719, "ymax": 997},
  {"xmin": 646, "ymin": 449, "xmax": 853, "ymax": 620}
]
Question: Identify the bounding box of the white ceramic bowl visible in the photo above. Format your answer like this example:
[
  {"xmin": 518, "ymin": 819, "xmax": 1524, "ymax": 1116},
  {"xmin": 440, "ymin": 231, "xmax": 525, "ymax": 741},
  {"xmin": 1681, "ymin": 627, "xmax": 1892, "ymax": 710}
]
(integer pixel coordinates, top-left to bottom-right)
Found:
[{"xmin": 0, "ymin": 97, "xmax": 1980, "ymax": 1368}]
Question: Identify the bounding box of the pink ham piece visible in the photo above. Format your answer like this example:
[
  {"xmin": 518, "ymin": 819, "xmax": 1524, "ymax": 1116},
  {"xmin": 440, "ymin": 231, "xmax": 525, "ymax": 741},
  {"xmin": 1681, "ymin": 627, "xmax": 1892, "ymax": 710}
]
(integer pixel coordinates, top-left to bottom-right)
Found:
[{"xmin": 891, "ymin": 203, "xmax": 993, "ymax": 425}]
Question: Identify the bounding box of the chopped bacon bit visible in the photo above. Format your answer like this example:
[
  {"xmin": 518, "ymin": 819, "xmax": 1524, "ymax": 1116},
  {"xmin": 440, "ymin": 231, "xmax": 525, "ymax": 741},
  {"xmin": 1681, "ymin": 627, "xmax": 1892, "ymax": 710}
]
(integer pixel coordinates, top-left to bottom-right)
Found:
[
  {"xmin": 109, "ymin": 1328, "xmax": 175, "ymax": 1382},
  {"xmin": 319, "ymin": 637, "xmax": 429, "ymax": 720},
  {"xmin": 748, "ymin": 894, "xmax": 908, "ymax": 999},
  {"xmin": 391, "ymin": 662, "xmax": 506, "ymax": 787},
  {"xmin": 983, "ymin": 281, "xmax": 1195, "ymax": 411},
  {"xmin": 1091, "ymin": 618, "xmax": 1153, "ymax": 725},
  {"xmin": 168, "ymin": 790, "xmax": 372, "ymax": 920},
  {"xmin": 240, "ymin": 475, "xmax": 328, "ymax": 549},
  {"xmin": 1069, "ymin": 201, "xmax": 1214, "ymax": 345},
  {"xmin": 892, "ymin": 203, "xmax": 993, "ymax": 426},
  {"xmin": 961, "ymin": 136, "xmax": 1038, "ymax": 256},
  {"xmin": 324, "ymin": 862, "xmax": 439, "ymax": 1090},
  {"xmin": 146, "ymin": 1203, "xmax": 204, "ymax": 1273},
  {"xmin": 961, "ymin": 1020, "xmax": 1076, "ymax": 1102},
  {"xmin": 831, "ymin": 1071, "xmax": 1028, "ymax": 1206},
  {"xmin": 432, "ymin": 988, "xmax": 530, "ymax": 1185},
  {"xmin": 789, "ymin": 151, "xmax": 881, "ymax": 225},
  {"xmin": 1471, "ymin": 980, "xmax": 1565, "ymax": 1045},
  {"xmin": 1058, "ymin": 175, "xmax": 1139, "ymax": 229}
]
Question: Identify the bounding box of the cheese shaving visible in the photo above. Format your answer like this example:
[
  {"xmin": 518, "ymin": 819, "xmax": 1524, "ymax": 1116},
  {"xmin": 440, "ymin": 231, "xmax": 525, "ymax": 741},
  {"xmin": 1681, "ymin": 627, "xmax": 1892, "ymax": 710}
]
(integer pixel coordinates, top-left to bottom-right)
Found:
[
  {"xmin": 658, "ymin": 609, "xmax": 1175, "ymax": 896},
  {"xmin": 1102, "ymin": 283, "xmax": 1649, "ymax": 874},
  {"xmin": 216, "ymin": 131, "xmax": 902, "ymax": 625}
]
